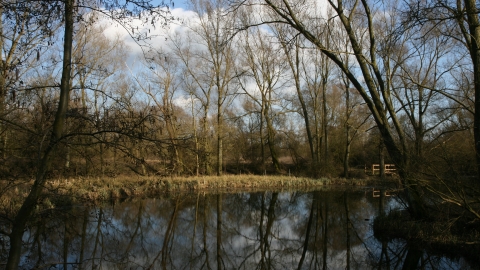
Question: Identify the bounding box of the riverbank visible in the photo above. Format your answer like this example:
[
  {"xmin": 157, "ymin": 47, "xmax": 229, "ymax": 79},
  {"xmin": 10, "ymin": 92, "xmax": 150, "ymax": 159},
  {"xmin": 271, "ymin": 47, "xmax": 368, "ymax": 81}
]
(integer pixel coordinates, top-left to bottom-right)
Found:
[
  {"xmin": 374, "ymin": 209, "xmax": 480, "ymax": 265},
  {"xmin": 51, "ymin": 174, "xmax": 376, "ymax": 202},
  {"xmin": 1, "ymin": 174, "xmax": 379, "ymax": 209}
]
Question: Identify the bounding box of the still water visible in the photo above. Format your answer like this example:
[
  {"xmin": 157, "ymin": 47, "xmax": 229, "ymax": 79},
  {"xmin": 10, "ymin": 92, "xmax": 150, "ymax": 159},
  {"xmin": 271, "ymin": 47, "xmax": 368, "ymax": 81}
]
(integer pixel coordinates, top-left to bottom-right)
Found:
[{"xmin": 3, "ymin": 189, "xmax": 475, "ymax": 269}]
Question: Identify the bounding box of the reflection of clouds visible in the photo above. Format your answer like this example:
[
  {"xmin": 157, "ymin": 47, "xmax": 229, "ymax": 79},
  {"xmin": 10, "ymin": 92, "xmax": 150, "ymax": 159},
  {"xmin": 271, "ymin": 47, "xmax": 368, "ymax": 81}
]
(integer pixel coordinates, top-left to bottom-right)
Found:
[{"xmin": 14, "ymin": 191, "xmax": 471, "ymax": 269}]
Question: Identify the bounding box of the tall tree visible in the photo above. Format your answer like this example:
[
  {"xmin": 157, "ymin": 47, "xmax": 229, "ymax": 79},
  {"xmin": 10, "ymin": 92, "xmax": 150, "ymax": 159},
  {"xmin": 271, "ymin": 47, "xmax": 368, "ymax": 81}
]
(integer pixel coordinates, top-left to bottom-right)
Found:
[
  {"xmin": 144, "ymin": 52, "xmax": 183, "ymax": 174},
  {"xmin": 239, "ymin": 28, "xmax": 287, "ymax": 173},
  {"xmin": 6, "ymin": 1, "xmax": 75, "ymax": 267},
  {"xmin": 189, "ymin": 0, "xmax": 238, "ymax": 176},
  {"xmin": 403, "ymin": 0, "xmax": 480, "ymax": 181},
  {"xmin": 457, "ymin": 0, "xmax": 480, "ymax": 181},
  {"xmin": 0, "ymin": 1, "xmax": 56, "ymax": 160},
  {"xmin": 171, "ymin": 32, "xmax": 214, "ymax": 175},
  {"xmin": 70, "ymin": 22, "xmax": 129, "ymax": 175},
  {"xmin": 275, "ymin": 29, "xmax": 319, "ymax": 175},
  {"xmin": 237, "ymin": 0, "xmax": 427, "ymax": 216},
  {"xmin": 3, "ymin": 0, "xmax": 171, "ymax": 267}
]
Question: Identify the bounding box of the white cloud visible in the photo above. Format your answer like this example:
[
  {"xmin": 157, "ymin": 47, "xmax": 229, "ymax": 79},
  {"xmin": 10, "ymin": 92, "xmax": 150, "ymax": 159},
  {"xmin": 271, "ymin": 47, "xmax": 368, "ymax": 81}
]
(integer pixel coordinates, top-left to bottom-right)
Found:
[
  {"xmin": 98, "ymin": 7, "xmax": 201, "ymax": 57},
  {"xmin": 173, "ymin": 94, "xmax": 195, "ymax": 109}
]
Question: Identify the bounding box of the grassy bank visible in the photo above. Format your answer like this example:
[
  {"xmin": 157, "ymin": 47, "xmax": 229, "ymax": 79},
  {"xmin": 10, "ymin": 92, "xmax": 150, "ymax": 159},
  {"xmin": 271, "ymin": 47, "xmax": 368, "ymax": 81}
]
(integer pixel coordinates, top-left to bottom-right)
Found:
[
  {"xmin": 0, "ymin": 174, "xmax": 378, "ymax": 218},
  {"xmin": 45, "ymin": 174, "xmax": 372, "ymax": 202},
  {"xmin": 0, "ymin": 175, "xmax": 373, "ymax": 208}
]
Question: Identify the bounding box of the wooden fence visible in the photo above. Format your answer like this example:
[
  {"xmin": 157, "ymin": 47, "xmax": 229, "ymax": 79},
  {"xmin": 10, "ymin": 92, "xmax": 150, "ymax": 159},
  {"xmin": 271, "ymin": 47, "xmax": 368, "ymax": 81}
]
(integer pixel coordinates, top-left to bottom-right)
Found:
[{"xmin": 365, "ymin": 164, "xmax": 396, "ymax": 175}]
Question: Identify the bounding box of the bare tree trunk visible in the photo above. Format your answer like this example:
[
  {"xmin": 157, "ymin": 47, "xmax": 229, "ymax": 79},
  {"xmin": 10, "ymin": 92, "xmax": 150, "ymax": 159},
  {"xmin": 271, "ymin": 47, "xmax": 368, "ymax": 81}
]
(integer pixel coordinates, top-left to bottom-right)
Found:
[
  {"xmin": 280, "ymin": 37, "xmax": 318, "ymax": 176},
  {"xmin": 164, "ymin": 98, "xmax": 180, "ymax": 174},
  {"xmin": 260, "ymin": 104, "xmax": 266, "ymax": 171},
  {"xmin": 5, "ymin": 0, "xmax": 74, "ymax": 267},
  {"xmin": 0, "ymin": 6, "xmax": 4, "ymax": 160},
  {"xmin": 201, "ymin": 114, "xmax": 211, "ymax": 175},
  {"xmin": 264, "ymin": 104, "xmax": 281, "ymax": 173},
  {"xmin": 191, "ymin": 95, "xmax": 200, "ymax": 176},
  {"xmin": 217, "ymin": 108, "xmax": 223, "ymax": 176},
  {"xmin": 379, "ymin": 138, "xmax": 385, "ymax": 180},
  {"xmin": 321, "ymin": 35, "xmax": 330, "ymax": 172},
  {"xmin": 463, "ymin": 0, "xmax": 480, "ymax": 182},
  {"xmin": 315, "ymin": 114, "xmax": 322, "ymax": 171},
  {"xmin": 259, "ymin": 0, "xmax": 428, "ymax": 217},
  {"xmin": 321, "ymin": 75, "xmax": 328, "ymax": 170},
  {"xmin": 344, "ymin": 84, "xmax": 351, "ymax": 178}
]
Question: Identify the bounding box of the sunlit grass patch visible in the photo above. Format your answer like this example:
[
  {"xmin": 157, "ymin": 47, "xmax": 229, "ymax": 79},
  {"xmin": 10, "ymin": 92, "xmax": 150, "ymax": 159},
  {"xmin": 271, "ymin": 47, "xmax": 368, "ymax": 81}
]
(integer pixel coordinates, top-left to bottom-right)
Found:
[
  {"xmin": 0, "ymin": 174, "xmax": 371, "ymax": 211},
  {"xmin": 46, "ymin": 174, "xmax": 369, "ymax": 202}
]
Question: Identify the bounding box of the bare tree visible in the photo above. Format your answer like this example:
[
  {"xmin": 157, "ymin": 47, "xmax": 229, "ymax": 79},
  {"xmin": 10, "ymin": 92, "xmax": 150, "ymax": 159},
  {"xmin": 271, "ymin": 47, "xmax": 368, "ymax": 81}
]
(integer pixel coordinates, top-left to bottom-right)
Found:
[
  {"xmin": 275, "ymin": 29, "xmax": 320, "ymax": 175},
  {"xmin": 0, "ymin": 2, "xmax": 58, "ymax": 162},
  {"xmin": 3, "ymin": 0, "xmax": 172, "ymax": 267},
  {"xmin": 143, "ymin": 51, "xmax": 184, "ymax": 175},
  {"xmin": 170, "ymin": 26, "xmax": 214, "ymax": 175},
  {"xmin": 401, "ymin": 0, "xmax": 480, "ymax": 181},
  {"xmin": 238, "ymin": 28, "xmax": 288, "ymax": 173},
  {"xmin": 188, "ymin": 0, "xmax": 238, "ymax": 176},
  {"xmin": 233, "ymin": 0, "xmax": 427, "ymax": 216},
  {"xmin": 69, "ymin": 22, "xmax": 130, "ymax": 175}
]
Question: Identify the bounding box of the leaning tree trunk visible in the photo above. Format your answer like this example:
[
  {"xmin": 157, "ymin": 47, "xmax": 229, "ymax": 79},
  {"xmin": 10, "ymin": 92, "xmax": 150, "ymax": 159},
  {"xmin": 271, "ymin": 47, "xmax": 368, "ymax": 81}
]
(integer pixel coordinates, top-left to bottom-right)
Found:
[
  {"xmin": 5, "ymin": 0, "xmax": 74, "ymax": 268},
  {"xmin": 280, "ymin": 38, "xmax": 318, "ymax": 176}
]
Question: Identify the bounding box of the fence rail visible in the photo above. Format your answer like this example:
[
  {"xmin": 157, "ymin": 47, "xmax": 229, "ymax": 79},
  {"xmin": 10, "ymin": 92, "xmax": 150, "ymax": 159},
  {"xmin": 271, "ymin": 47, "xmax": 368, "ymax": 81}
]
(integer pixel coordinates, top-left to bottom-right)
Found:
[{"xmin": 365, "ymin": 164, "xmax": 396, "ymax": 175}]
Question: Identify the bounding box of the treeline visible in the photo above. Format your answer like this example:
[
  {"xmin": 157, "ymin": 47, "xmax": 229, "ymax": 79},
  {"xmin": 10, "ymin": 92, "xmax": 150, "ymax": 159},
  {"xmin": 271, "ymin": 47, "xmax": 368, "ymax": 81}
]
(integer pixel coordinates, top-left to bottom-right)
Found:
[{"xmin": 0, "ymin": 0, "xmax": 475, "ymax": 180}]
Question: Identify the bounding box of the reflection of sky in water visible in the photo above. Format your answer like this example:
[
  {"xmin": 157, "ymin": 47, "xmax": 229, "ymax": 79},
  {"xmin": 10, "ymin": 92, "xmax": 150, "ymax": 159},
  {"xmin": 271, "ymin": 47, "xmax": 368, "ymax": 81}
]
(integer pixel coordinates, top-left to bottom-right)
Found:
[{"xmin": 9, "ymin": 189, "xmax": 475, "ymax": 269}]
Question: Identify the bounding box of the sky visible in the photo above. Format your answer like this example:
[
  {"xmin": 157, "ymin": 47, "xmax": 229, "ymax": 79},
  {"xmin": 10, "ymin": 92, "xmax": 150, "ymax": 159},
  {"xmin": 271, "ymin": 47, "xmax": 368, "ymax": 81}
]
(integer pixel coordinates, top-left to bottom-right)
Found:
[
  {"xmin": 99, "ymin": 1, "xmax": 251, "ymax": 110},
  {"xmin": 101, "ymin": 6, "xmax": 196, "ymax": 56},
  {"xmin": 97, "ymin": 1, "xmax": 314, "ymax": 111}
]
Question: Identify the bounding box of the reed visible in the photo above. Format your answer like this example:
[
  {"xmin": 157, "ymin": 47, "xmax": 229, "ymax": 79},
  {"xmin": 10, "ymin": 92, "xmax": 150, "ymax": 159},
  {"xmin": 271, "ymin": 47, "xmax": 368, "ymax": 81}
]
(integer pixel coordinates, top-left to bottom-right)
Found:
[
  {"xmin": 0, "ymin": 175, "xmax": 371, "ymax": 210},
  {"xmin": 46, "ymin": 174, "xmax": 370, "ymax": 202}
]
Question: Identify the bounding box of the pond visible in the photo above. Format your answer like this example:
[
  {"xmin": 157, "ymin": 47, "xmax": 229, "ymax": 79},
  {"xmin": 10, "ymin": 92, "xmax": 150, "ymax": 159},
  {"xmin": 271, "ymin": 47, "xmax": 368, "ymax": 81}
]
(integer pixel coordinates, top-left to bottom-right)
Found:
[{"xmin": 1, "ymin": 188, "xmax": 475, "ymax": 269}]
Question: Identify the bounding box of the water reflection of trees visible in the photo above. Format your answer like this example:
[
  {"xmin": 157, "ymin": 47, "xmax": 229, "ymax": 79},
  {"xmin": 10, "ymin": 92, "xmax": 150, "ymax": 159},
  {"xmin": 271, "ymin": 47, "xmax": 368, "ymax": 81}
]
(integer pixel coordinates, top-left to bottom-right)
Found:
[{"xmin": 1, "ymin": 190, "xmax": 473, "ymax": 269}]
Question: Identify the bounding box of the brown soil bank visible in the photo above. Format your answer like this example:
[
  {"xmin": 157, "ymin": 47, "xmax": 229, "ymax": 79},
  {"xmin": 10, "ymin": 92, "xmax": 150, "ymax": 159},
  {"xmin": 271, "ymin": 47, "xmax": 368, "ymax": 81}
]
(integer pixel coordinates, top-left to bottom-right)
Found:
[{"xmin": 374, "ymin": 210, "xmax": 480, "ymax": 265}]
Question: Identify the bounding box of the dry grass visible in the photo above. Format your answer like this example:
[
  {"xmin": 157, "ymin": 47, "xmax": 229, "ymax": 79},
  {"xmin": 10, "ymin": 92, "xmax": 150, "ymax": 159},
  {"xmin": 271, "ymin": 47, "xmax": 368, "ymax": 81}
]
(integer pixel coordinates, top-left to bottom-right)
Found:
[
  {"xmin": 49, "ymin": 174, "xmax": 370, "ymax": 202},
  {"xmin": 0, "ymin": 174, "xmax": 371, "ymax": 214}
]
